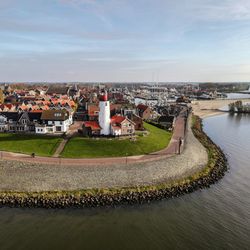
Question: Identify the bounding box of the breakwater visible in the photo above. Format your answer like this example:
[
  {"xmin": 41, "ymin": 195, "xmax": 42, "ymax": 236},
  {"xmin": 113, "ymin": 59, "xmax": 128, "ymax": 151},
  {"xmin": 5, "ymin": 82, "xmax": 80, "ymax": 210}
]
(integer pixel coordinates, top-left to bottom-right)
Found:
[{"xmin": 0, "ymin": 116, "xmax": 227, "ymax": 208}]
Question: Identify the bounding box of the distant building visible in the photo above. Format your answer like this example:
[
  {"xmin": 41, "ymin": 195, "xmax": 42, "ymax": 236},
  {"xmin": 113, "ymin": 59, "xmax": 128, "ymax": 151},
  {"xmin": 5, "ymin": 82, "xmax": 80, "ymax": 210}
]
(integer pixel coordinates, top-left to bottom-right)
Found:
[
  {"xmin": 134, "ymin": 96, "xmax": 158, "ymax": 106},
  {"xmin": 46, "ymin": 85, "xmax": 70, "ymax": 96},
  {"xmin": 137, "ymin": 104, "xmax": 153, "ymax": 120}
]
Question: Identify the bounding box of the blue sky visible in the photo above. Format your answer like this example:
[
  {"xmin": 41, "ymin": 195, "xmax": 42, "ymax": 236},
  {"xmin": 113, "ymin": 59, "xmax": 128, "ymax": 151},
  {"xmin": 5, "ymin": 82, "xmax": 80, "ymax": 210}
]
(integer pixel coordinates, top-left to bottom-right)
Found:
[{"xmin": 1, "ymin": 0, "xmax": 250, "ymax": 82}]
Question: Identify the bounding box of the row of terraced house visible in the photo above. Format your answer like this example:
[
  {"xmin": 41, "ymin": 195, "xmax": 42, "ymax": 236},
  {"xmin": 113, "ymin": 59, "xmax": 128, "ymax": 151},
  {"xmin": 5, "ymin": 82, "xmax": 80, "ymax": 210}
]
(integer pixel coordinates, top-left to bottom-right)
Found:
[
  {"xmin": 0, "ymin": 109, "xmax": 73, "ymax": 134},
  {"xmin": 0, "ymin": 84, "xmax": 77, "ymax": 134}
]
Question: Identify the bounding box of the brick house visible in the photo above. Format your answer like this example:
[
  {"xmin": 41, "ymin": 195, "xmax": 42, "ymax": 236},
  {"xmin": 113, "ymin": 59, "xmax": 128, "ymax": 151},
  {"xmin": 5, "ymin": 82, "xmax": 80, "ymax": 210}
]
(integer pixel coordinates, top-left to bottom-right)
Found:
[{"xmin": 136, "ymin": 104, "xmax": 153, "ymax": 120}]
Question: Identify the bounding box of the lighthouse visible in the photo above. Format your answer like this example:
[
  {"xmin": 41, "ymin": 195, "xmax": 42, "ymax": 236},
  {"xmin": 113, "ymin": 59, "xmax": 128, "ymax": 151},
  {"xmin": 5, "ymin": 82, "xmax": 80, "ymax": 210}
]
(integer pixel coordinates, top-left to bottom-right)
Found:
[{"xmin": 98, "ymin": 91, "xmax": 110, "ymax": 135}]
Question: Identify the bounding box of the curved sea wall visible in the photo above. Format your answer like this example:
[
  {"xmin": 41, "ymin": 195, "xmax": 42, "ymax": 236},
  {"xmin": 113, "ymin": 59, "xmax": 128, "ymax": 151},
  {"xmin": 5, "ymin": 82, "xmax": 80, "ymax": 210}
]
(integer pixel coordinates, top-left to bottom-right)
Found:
[{"xmin": 0, "ymin": 116, "xmax": 227, "ymax": 208}]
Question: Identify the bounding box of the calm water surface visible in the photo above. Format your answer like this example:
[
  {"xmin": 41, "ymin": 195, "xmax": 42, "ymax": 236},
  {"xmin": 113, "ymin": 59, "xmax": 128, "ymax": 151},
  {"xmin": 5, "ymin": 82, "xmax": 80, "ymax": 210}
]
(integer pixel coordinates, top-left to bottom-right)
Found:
[
  {"xmin": 0, "ymin": 114, "xmax": 250, "ymax": 250},
  {"xmin": 227, "ymin": 92, "xmax": 250, "ymax": 99}
]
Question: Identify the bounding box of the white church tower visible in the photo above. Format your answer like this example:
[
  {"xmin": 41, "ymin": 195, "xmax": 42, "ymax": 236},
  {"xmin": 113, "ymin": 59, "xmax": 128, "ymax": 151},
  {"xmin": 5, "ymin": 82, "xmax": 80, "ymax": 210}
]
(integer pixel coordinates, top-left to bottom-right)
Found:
[{"xmin": 98, "ymin": 91, "xmax": 110, "ymax": 135}]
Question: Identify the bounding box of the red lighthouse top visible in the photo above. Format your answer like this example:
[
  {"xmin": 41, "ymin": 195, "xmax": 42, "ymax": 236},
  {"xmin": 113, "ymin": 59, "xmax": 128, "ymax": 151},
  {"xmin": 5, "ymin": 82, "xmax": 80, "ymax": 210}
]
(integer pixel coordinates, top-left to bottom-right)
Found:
[{"xmin": 99, "ymin": 91, "xmax": 108, "ymax": 101}]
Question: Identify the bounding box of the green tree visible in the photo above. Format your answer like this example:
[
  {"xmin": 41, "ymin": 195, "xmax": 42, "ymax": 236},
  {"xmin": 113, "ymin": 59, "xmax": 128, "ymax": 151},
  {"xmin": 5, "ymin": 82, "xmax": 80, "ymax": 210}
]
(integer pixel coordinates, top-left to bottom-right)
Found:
[
  {"xmin": 228, "ymin": 102, "xmax": 235, "ymax": 113},
  {"xmin": 235, "ymin": 100, "xmax": 243, "ymax": 112}
]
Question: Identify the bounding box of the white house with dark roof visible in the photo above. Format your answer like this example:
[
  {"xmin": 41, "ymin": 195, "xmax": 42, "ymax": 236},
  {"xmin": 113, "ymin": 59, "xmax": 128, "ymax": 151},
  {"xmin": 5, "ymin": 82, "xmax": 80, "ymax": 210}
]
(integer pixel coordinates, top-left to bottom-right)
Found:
[{"xmin": 35, "ymin": 109, "xmax": 71, "ymax": 134}]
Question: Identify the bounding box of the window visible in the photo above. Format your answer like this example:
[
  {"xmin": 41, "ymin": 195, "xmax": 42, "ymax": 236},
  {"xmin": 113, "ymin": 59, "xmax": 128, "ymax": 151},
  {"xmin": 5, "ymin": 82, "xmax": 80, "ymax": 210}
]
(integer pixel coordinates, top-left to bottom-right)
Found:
[{"xmin": 56, "ymin": 126, "xmax": 61, "ymax": 132}]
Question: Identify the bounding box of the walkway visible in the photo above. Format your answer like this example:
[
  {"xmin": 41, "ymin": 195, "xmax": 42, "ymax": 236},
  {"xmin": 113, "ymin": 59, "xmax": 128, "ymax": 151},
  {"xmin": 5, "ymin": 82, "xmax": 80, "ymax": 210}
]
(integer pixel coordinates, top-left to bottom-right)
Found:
[
  {"xmin": 0, "ymin": 117, "xmax": 207, "ymax": 192},
  {"xmin": 53, "ymin": 138, "xmax": 69, "ymax": 157}
]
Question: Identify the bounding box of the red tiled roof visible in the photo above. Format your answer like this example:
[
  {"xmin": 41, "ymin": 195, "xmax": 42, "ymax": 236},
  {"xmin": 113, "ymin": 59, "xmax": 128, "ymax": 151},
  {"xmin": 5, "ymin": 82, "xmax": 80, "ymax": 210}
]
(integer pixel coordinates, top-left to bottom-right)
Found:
[
  {"xmin": 0, "ymin": 104, "xmax": 13, "ymax": 110},
  {"xmin": 84, "ymin": 121, "xmax": 101, "ymax": 130},
  {"xmin": 111, "ymin": 115, "xmax": 126, "ymax": 124},
  {"xmin": 30, "ymin": 110, "xmax": 43, "ymax": 113}
]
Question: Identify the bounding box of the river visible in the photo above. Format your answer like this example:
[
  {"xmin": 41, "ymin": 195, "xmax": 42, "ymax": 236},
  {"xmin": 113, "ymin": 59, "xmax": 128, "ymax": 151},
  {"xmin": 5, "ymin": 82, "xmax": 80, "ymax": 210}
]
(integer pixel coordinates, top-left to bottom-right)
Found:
[{"xmin": 0, "ymin": 114, "xmax": 250, "ymax": 250}]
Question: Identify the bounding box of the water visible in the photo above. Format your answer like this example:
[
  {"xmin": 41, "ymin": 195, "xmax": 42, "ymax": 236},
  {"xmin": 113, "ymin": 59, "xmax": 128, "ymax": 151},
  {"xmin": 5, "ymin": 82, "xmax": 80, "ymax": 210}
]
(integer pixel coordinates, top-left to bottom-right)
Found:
[
  {"xmin": 227, "ymin": 92, "xmax": 250, "ymax": 99},
  {"xmin": 0, "ymin": 114, "xmax": 250, "ymax": 250}
]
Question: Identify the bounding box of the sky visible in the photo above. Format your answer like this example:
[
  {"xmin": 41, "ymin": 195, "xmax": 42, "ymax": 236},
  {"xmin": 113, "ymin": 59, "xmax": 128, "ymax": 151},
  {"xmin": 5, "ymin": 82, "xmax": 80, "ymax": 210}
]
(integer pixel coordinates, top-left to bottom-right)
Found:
[{"xmin": 1, "ymin": 0, "xmax": 250, "ymax": 82}]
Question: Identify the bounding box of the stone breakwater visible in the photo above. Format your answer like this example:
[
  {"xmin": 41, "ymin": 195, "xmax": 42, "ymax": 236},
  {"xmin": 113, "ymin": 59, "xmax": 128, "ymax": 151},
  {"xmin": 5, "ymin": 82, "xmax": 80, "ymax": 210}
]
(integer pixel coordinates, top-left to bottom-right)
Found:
[{"xmin": 0, "ymin": 116, "xmax": 227, "ymax": 208}]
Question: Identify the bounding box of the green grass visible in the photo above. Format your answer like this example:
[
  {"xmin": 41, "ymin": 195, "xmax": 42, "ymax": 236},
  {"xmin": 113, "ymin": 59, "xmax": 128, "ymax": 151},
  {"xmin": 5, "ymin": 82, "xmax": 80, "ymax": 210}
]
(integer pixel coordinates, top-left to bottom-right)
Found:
[
  {"xmin": 61, "ymin": 123, "xmax": 172, "ymax": 158},
  {"xmin": 0, "ymin": 133, "xmax": 62, "ymax": 156}
]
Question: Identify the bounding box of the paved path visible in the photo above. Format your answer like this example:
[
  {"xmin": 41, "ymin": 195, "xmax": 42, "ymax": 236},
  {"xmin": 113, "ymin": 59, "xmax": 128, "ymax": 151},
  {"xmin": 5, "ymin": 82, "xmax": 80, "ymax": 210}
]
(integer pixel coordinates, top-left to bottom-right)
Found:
[
  {"xmin": 0, "ymin": 116, "xmax": 186, "ymax": 166},
  {"xmin": 0, "ymin": 118, "xmax": 207, "ymax": 192},
  {"xmin": 53, "ymin": 138, "xmax": 68, "ymax": 157}
]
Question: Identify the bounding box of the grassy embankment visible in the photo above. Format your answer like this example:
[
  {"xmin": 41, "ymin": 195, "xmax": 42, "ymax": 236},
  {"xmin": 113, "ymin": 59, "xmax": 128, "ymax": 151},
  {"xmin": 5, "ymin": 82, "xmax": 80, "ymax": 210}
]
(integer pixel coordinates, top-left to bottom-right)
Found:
[
  {"xmin": 0, "ymin": 133, "xmax": 62, "ymax": 156},
  {"xmin": 61, "ymin": 123, "xmax": 172, "ymax": 158}
]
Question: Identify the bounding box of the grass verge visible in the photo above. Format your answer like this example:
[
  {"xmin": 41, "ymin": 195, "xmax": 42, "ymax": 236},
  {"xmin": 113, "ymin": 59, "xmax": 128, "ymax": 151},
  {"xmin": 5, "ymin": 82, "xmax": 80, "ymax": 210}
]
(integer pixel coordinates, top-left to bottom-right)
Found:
[
  {"xmin": 61, "ymin": 122, "xmax": 172, "ymax": 158},
  {"xmin": 0, "ymin": 133, "xmax": 62, "ymax": 156}
]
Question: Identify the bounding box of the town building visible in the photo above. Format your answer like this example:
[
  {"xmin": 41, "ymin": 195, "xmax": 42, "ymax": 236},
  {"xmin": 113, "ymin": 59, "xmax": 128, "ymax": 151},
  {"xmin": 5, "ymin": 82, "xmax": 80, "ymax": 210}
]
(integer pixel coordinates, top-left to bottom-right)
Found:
[
  {"xmin": 110, "ymin": 115, "xmax": 135, "ymax": 136},
  {"xmin": 36, "ymin": 110, "xmax": 72, "ymax": 134},
  {"xmin": 0, "ymin": 111, "xmax": 42, "ymax": 132},
  {"xmin": 137, "ymin": 104, "xmax": 153, "ymax": 120}
]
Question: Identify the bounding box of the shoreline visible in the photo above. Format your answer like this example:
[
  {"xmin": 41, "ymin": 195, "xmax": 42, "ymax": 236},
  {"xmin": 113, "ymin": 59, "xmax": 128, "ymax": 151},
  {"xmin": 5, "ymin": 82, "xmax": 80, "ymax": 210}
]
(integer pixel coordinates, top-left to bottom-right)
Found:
[
  {"xmin": 0, "ymin": 115, "xmax": 228, "ymax": 208},
  {"xmin": 191, "ymin": 98, "xmax": 250, "ymax": 118}
]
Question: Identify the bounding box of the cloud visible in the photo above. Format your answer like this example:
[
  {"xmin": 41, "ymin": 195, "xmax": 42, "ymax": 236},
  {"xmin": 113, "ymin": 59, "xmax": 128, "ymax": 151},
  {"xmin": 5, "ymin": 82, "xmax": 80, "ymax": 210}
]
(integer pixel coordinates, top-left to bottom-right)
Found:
[
  {"xmin": 1, "ymin": 0, "xmax": 250, "ymax": 81},
  {"xmin": 182, "ymin": 0, "xmax": 250, "ymax": 22},
  {"xmin": 59, "ymin": 0, "xmax": 115, "ymax": 29}
]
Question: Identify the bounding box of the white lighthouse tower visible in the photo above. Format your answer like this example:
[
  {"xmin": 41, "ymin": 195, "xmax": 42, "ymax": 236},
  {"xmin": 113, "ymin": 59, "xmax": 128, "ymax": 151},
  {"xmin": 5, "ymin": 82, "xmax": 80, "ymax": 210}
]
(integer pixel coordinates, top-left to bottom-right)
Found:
[{"xmin": 98, "ymin": 91, "xmax": 110, "ymax": 135}]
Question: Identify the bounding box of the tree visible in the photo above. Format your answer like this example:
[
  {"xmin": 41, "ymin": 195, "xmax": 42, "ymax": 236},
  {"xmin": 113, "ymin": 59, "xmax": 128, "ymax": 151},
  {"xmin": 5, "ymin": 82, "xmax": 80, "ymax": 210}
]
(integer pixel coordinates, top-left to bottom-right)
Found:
[
  {"xmin": 228, "ymin": 102, "xmax": 235, "ymax": 113},
  {"xmin": 235, "ymin": 100, "xmax": 243, "ymax": 112}
]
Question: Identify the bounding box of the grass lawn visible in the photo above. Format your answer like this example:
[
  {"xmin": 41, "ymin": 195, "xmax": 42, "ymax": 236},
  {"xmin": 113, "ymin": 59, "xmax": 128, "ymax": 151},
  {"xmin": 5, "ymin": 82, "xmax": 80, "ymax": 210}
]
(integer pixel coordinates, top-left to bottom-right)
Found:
[
  {"xmin": 61, "ymin": 123, "xmax": 172, "ymax": 158},
  {"xmin": 0, "ymin": 133, "xmax": 62, "ymax": 156}
]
